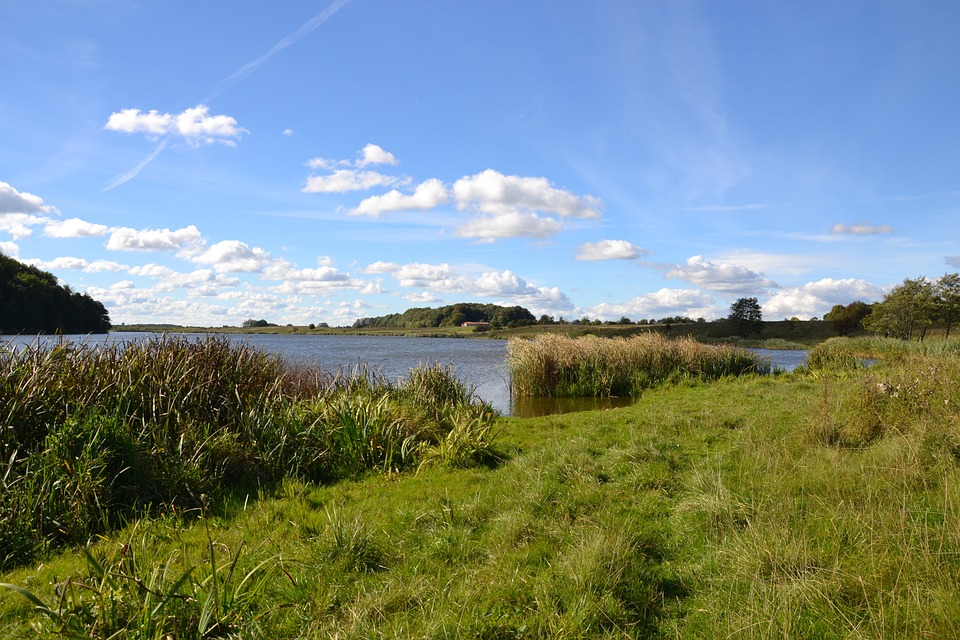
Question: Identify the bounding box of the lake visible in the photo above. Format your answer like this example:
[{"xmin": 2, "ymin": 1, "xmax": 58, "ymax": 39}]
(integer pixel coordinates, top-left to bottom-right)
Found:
[{"xmin": 1, "ymin": 333, "xmax": 810, "ymax": 417}]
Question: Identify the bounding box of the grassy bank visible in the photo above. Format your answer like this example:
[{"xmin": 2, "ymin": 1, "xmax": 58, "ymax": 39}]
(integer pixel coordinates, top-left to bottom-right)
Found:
[
  {"xmin": 3, "ymin": 338, "xmax": 960, "ymax": 637},
  {"xmin": 0, "ymin": 336, "xmax": 496, "ymax": 570}
]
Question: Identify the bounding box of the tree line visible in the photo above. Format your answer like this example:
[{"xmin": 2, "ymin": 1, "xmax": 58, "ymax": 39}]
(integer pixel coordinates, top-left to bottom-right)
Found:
[
  {"xmin": 0, "ymin": 253, "xmax": 111, "ymax": 334},
  {"xmin": 859, "ymin": 273, "xmax": 960, "ymax": 340},
  {"xmin": 353, "ymin": 303, "xmax": 537, "ymax": 329}
]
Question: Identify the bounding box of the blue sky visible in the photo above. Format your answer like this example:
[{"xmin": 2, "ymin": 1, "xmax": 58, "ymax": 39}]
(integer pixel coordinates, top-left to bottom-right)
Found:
[{"xmin": 2, "ymin": 0, "xmax": 958, "ymax": 327}]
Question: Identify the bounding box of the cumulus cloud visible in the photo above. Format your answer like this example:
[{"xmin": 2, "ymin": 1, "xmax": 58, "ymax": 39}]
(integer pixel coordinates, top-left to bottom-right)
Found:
[
  {"xmin": 362, "ymin": 261, "xmax": 400, "ymax": 274},
  {"xmin": 44, "ymin": 218, "xmax": 110, "ymax": 238},
  {"xmin": 302, "ymin": 169, "xmax": 403, "ymax": 194},
  {"xmin": 282, "ymin": 128, "xmax": 295, "ymax": 136},
  {"xmin": 575, "ymin": 239, "xmax": 649, "ymax": 261},
  {"xmin": 357, "ymin": 143, "xmax": 399, "ymax": 167},
  {"xmin": 453, "ymin": 169, "xmax": 602, "ymax": 220},
  {"xmin": 352, "ymin": 179, "xmax": 449, "ymax": 217},
  {"xmin": 762, "ymin": 278, "xmax": 885, "ymax": 320},
  {"xmin": 585, "ymin": 288, "xmax": 716, "ymax": 321},
  {"xmin": 0, "ymin": 181, "xmax": 59, "ymax": 215},
  {"xmin": 393, "ymin": 262, "xmax": 469, "ymax": 290},
  {"xmin": 0, "ymin": 182, "xmax": 58, "ymax": 239},
  {"xmin": 104, "ymin": 105, "xmax": 247, "ymax": 146},
  {"xmin": 266, "ymin": 260, "xmax": 353, "ymax": 287},
  {"xmin": 405, "ymin": 291, "xmax": 441, "ymax": 303},
  {"xmin": 107, "ymin": 225, "xmax": 204, "ymax": 252},
  {"xmin": 27, "ymin": 256, "xmax": 128, "ymax": 273},
  {"xmin": 830, "ymin": 222, "xmax": 894, "ymax": 235},
  {"xmin": 0, "ymin": 213, "xmax": 47, "ymax": 240},
  {"xmin": 665, "ymin": 255, "xmax": 777, "ymax": 293},
  {"xmin": 472, "ymin": 269, "xmax": 574, "ymax": 315},
  {"xmin": 455, "ymin": 211, "xmax": 563, "ymax": 243},
  {"xmin": 946, "ymin": 256, "xmax": 960, "ymax": 268},
  {"xmin": 0, "ymin": 241, "xmax": 18, "ymax": 257},
  {"xmin": 447, "ymin": 169, "xmax": 602, "ymax": 241},
  {"xmin": 384, "ymin": 261, "xmax": 573, "ymax": 316},
  {"xmin": 192, "ymin": 240, "xmax": 272, "ymax": 273},
  {"xmin": 303, "ymin": 144, "xmax": 405, "ymax": 194}
]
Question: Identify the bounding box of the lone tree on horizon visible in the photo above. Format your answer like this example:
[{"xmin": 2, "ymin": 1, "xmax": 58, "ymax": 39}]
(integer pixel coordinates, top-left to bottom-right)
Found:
[{"xmin": 728, "ymin": 297, "xmax": 763, "ymax": 338}]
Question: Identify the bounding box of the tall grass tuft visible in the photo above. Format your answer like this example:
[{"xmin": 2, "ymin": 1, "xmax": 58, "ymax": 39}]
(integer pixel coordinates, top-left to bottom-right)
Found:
[
  {"xmin": 0, "ymin": 336, "xmax": 498, "ymax": 569},
  {"xmin": 508, "ymin": 333, "xmax": 766, "ymax": 397}
]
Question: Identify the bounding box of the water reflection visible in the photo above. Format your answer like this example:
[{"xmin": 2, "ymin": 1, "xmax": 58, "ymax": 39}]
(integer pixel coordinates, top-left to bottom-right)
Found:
[{"xmin": 510, "ymin": 395, "xmax": 638, "ymax": 418}]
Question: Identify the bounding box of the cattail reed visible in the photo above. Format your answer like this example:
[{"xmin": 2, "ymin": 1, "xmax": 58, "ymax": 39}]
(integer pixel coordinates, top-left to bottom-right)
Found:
[{"xmin": 507, "ymin": 333, "xmax": 766, "ymax": 397}]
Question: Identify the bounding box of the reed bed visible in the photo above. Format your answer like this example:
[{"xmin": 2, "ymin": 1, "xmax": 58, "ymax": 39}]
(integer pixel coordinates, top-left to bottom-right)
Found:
[
  {"xmin": 0, "ymin": 336, "xmax": 496, "ymax": 569},
  {"xmin": 807, "ymin": 335, "xmax": 960, "ymax": 371},
  {"xmin": 508, "ymin": 333, "xmax": 767, "ymax": 397}
]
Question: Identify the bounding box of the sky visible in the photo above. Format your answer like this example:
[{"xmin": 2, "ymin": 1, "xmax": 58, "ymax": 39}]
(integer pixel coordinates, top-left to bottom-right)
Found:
[{"xmin": 2, "ymin": 0, "xmax": 959, "ymax": 327}]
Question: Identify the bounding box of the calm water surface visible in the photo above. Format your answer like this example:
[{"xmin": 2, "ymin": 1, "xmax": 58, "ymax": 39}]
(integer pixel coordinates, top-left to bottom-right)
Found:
[{"xmin": 1, "ymin": 333, "xmax": 810, "ymax": 417}]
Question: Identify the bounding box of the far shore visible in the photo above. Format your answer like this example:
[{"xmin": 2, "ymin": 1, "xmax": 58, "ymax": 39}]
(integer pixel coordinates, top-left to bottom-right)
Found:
[{"xmin": 111, "ymin": 319, "xmax": 850, "ymax": 348}]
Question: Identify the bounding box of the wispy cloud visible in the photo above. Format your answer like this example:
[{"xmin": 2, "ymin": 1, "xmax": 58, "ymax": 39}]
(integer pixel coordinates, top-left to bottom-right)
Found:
[
  {"xmin": 830, "ymin": 222, "xmax": 894, "ymax": 235},
  {"xmin": 683, "ymin": 203, "xmax": 773, "ymax": 212},
  {"xmin": 102, "ymin": 138, "xmax": 169, "ymax": 191},
  {"xmin": 105, "ymin": 0, "xmax": 354, "ymax": 190},
  {"xmin": 204, "ymin": 0, "xmax": 355, "ymax": 103}
]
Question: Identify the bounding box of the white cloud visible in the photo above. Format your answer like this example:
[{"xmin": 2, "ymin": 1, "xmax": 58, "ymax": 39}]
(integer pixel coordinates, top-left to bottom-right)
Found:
[
  {"xmin": 104, "ymin": 109, "xmax": 172, "ymax": 136},
  {"xmin": 665, "ymin": 255, "xmax": 777, "ymax": 293},
  {"xmin": 575, "ymin": 239, "xmax": 648, "ymax": 261},
  {"xmin": 762, "ymin": 278, "xmax": 885, "ymax": 320},
  {"xmin": 265, "ymin": 259, "xmax": 356, "ymax": 292},
  {"xmin": 357, "ymin": 143, "xmax": 399, "ymax": 167},
  {"xmin": 473, "ymin": 269, "xmax": 540, "ymax": 296},
  {"xmin": 471, "ymin": 269, "xmax": 574, "ymax": 316},
  {"xmin": 192, "ymin": 240, "xmax": 271, "ymax": 273},
  {"xmin": 453, "ymin": 169, "xmax": 602, "ymax": 219},
  {"xmin": 363, "ymin": 261, "xmax": 400, "ymax": 274},
  {"xmin": 104, "ymin": 105, "xmax": 246, "ymax": 146},
  {"xmin": 830, "ymin": 222, "xmax": 894, "ymax": 235},
  {"xmin": 455, "ymin": 211, "xmax": 563, "ymax": 243},
  {"xmin": 352, "ymin": 179, "xmax": 449, "ymax": 217},
  {"xmin": 107, "ymin": 225, "xmax": 204, "ymax": 252},
  {"xmin": 129, "ymin": 263, "xmax": 177, "ymax": 279},
  {"xmin": 26, "ymin": 256, "xmax": 130, "ymax": 273},
  {"xmin": 946, "ymin": 256, "xmax": 960, "ymax": 268},
  {"xmin": 302, "ymin": 169, "xmax": 403, "ymax": 193},
  {"xmin": 44, "ymin": 217, "xmax": 110, "ymax": 238},
  {"xmin": 0, "ymin": 213, "xmax": 47, "ymax": 240},
  {"xmin": 585, "ymin": 288, "xmax": 716, "ymax": 321},
  {"xmin": 282, "ymin": 128, "xmax": 294, "ymax": 136},
  {"xmin": 0, "ymin": 181, "xmax": 59, "ymax": 215},
  {"xmin": 359, "ymin": 279, "xmax": 385, "ymax": 295},
  {"xmin": 405, "ymin": 291, "xmax": 440, "ymax": 303},
  {"xmin": 394, "ymin": 262, "xmax": 468, "ymax": 290},
  {"xmin": 0, "ymin": 241, "xmax": 18, "ymax": 257}
]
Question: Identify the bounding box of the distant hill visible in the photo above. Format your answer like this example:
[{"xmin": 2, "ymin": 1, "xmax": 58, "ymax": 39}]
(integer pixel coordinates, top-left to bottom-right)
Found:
[
  {"xmin": 353, "ymin": 302, "xmax": 536, "ymax": 329},
  {"xmin": 0, "ymin": 253, "xmax": 111, "ymax": 334}
]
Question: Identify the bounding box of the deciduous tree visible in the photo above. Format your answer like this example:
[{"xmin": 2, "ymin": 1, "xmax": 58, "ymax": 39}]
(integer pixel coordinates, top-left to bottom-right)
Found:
[{"xmin": 727, "ymin": 297, "xmax": 763, "ymax": 338}]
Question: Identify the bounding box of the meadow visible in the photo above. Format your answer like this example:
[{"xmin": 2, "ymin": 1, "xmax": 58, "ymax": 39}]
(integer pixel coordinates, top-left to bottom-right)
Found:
[{"xmin": 2, "ymin": 335, "xmax": 959, "ymax": 637}]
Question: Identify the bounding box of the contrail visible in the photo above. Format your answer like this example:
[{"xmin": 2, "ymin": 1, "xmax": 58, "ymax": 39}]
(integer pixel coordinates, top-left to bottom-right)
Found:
[
  {"xmin": 205, "ymin": 0, "xmax": 355, "ymax": 103},
  {"xmin": 103, "ymin": 138, "xmax": 169, "ymax": 191},
  {"xmin": 104, "ymin": 0, "xmax": 354, "ymax": 190}
]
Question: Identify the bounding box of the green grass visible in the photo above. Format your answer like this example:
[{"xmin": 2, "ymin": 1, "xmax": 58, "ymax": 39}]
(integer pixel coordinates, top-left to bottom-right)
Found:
[
  {"xmin": 4, "ymin": 339, "xmax": 960, "ymax": 637},
  {"xmin": 0, "ymin": 336, "xmax": 497, "ymax": 570}
]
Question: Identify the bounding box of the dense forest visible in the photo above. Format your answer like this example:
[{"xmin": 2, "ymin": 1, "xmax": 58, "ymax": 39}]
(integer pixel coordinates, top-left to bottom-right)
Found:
[
  {"xmin": 353, "ymin": 302, "xmax": 537, "ymax": 329},
  {"xmin": 0, "ymin": 252, "xmax": 111, "ymax": 334}
]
